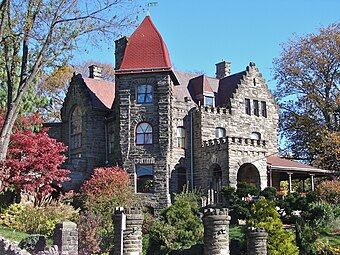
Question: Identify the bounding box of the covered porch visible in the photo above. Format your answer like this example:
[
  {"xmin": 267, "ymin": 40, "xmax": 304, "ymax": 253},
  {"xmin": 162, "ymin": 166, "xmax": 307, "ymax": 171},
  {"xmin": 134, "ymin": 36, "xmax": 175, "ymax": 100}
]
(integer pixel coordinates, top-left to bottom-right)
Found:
[{"xmin": 267, "ymin": 156, "xmax": 334, "ymax": 193}]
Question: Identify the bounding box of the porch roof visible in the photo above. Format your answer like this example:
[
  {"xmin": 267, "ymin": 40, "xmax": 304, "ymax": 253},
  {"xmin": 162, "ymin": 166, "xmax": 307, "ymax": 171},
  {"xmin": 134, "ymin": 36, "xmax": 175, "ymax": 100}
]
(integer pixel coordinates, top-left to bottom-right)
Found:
[{"xmin": 267, "ymin": 156, "xmax": 334, "ymax": 176}]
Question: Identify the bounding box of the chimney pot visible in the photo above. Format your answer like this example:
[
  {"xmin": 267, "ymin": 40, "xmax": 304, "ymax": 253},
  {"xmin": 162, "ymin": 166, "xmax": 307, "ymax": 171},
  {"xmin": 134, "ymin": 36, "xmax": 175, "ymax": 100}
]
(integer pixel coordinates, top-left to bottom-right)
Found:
[
  {"xmin": 89, "ymin": 65, "xmax": 102, "ymax": 79},
  {"xmin": 215, "ymin": 60, "xmax": 231, "ymax": 79}
]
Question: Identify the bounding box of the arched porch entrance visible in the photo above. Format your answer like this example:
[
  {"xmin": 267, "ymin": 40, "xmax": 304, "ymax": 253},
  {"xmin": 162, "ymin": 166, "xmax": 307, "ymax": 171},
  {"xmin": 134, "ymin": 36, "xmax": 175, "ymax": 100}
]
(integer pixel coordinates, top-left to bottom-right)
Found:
[{"xmin": 237, "ymin": 163, "xmax": 260, "ymax": 188}]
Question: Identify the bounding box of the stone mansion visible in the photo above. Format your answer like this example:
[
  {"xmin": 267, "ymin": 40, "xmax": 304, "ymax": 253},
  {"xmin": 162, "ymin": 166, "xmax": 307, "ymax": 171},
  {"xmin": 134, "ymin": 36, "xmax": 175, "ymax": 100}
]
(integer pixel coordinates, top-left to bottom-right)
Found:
[{"xmin": 48, "ymin": 16, "xmax": 331, "ymax": 212}]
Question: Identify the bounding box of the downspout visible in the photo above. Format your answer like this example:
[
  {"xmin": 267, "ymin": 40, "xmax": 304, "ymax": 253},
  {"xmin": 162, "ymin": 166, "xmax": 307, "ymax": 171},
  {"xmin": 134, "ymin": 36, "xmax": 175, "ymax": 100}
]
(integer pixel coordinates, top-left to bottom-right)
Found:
[
  {"xmin": 190, "ymin": 110, "xmax": 194, "ymax": 190},
  {"xmin": 104, "ymin": 116, "xmax": 108, "ymax": 165}
]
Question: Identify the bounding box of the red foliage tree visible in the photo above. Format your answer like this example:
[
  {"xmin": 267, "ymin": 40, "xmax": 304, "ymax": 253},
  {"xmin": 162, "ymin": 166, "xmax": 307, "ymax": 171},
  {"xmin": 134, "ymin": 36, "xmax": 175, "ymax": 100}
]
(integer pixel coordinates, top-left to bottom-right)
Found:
[{"xmin": 0, "ymin": 112, "xmax": 70, "ymax": 204}]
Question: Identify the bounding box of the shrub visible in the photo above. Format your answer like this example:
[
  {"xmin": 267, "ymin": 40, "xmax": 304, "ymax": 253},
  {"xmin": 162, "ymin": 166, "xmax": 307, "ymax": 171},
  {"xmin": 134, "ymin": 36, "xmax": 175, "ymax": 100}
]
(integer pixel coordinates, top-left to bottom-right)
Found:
[
  {"xmin": 80, "ymin": 167, "xmax": 136, "ymax": 253},
  {"xmin": 317, "ymin": 180, "xmax": 340, "ymax": 204},
  {"xmin": 296, "ymin": 201, "xmax": 340, "ymax": 255},
  {"xmin": 0, "ymin": 202, "xmax": 79, "ymax": 236},
  {"xmin": 19, "ymin": 234, "xmax": 46, "ymax": 253},
  {"xmin": 248, "ymin": 197, "xmax": 299, "ymax": 255},
  {"xmin": 260, "ymin": 187, "xmax": 277, "ymax": 201},
  {"xmin": 221, "ymin": 185, "xmax": 252, "ymax": 224},
  {"xmin": 148, "ymin": 192, "xmax": 204, "ymax": 252},
  {"xmin": 236, "ymin": 182, "xmax": 260, "ymax": 198},
  {"xmin": 78, "ymin": 211, "xmax": 101, "ymax": 255}
]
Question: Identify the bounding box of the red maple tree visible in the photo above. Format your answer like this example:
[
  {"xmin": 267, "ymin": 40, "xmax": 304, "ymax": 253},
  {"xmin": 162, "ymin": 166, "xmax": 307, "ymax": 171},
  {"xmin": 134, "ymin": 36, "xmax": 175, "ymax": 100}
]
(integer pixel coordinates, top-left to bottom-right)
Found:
[{"xmin": 0, "ymin": 112, "xmax": 70, "ymax": 204}]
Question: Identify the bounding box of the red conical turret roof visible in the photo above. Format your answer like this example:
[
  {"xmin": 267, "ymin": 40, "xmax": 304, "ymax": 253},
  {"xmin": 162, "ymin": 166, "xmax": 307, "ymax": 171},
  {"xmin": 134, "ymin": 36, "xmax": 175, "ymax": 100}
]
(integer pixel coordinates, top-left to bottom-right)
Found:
[{"xmin": 119, "ymin": 16, "xmax": 172, "ymax": 71}]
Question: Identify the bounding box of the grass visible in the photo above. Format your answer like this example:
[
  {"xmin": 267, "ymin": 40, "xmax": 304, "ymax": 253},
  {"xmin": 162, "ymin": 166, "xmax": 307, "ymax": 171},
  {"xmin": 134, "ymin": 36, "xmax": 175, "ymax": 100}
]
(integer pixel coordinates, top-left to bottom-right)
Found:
[
  {"xmin": 0, "ymin": 225, "xmax": 29, "ymax": 243},
  {"xmin": 229, "ymin": 225, "xmax": 245, "ymax": 240}
]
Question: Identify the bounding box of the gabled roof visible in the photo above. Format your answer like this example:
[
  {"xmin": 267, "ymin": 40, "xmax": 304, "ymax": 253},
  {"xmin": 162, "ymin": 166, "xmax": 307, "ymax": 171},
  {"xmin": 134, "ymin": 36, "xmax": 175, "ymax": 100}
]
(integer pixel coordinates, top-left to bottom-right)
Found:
[
  {"xmin": 82, "ymin": 77, "xmax": 115, "ymax": 110},
  {"xmin": 217, "ymin": 71, "xmax": 246, "ymax": 106},
  {"xmin": 119, "ymin": 16, "xmax": 172, "ymax": 71}
]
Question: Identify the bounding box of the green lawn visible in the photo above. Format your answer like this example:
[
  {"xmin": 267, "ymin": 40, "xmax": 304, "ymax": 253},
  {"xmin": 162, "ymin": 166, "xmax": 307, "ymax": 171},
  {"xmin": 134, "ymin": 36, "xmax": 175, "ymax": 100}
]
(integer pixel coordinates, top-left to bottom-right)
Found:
[
  {"xmin": 0, "ymin": 225, "xmax": 29, "ymax": 243},
  {"xmin": 229, "ymin": 225, "xmax": 245, "ymax": 240}
]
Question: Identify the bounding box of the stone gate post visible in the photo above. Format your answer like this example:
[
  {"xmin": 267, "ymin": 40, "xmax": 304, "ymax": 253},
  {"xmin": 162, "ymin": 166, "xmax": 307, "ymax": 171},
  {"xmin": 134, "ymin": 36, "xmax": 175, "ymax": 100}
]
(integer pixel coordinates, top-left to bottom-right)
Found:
[
  {"xmin": 202, "ymin": 208, "xmax": 230, "ymax": 255},
  {"xmin": 246, "ymin": 228, "xmax": 268, "ymax": 255},
  {"xmin": 113, "ymin": 207, "xmax": 144, "ymax": 255},
  {"xmin": 53, "ymin": 221, "xmax": 78, "ymax": 255}
]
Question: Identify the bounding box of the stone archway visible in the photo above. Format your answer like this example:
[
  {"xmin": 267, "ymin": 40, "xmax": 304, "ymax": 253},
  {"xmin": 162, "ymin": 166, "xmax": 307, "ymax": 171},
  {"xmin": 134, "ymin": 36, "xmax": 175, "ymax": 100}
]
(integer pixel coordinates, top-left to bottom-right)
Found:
[{"xmin": 237, "ymin": 163, "xmax": 260, "ymax": 188}]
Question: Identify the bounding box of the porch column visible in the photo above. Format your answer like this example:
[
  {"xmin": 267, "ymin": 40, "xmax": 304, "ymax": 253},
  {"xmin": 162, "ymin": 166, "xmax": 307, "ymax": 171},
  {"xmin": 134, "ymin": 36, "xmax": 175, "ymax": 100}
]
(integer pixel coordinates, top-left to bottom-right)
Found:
[
  {"xmin": 302, "ymin": 179, "xmax": 305, "ymax": 192},
  {"xmin": 310, "ymin": 174, "xmax": 315, "ymax": 191},
  {"xmin": 287, "ymin": 172, "xmax": 293, "ymax": 193},
  {"xmin": 267, "ymin": 165, "xmax": 272, "ymax": 187}
]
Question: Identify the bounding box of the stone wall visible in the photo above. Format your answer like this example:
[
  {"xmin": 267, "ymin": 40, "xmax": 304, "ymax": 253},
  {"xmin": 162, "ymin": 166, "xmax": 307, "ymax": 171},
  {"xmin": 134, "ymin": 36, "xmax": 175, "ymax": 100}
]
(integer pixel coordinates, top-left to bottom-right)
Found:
[
  {"xmin": 0, "ymin": 221, "xmax": 78, "ymax": 255},
  {"xmin": 61, "ymin": 75, "xmax": 109, "ymax": 189},
  {"xmin": 228, "ymin": 63, "xmax": 278, "ymax": 155},
  {"xmin": 0, "ymin": 236, "xmax": 31, "ymax": 255},
  {"xmin": 116, "ymin": 73, "xmax": 174, "ymax": 212}
]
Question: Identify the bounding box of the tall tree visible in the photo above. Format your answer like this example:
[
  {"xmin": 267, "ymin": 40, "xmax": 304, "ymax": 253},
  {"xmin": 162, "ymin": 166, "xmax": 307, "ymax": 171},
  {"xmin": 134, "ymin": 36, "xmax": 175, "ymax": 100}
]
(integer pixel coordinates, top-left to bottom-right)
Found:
[
  {"xmin": 273, "ymin": 23, "xmax": 340, "ymax": 171},
  {"xmin": 0, "ymin": 0, "xmax": 142, "ymax": 160}
]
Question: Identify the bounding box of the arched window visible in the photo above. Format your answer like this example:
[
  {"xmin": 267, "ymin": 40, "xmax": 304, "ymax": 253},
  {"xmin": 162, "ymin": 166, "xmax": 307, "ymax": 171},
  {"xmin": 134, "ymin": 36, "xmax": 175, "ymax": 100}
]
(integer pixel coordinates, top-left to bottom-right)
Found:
[
  {"xmin": 70, "ymin": 106, "xmax": 82, "ymax": 149},
  {"xmin": 177, "ymin": 127, "xmax": 186, "ymax": 148},
  {"xmin": 250, "ymin": 132, "xmax": 261, "ymax": 140},
  {"xmin": 136, "ymin": 122, "xmax": 153, "ymax": 145},
  {"xmin": 137, "ymin": 85, "xmax": 153, "ymax": 104},
  {"xmin": 215, "ymin": 127, "xmax": 226, "ymax": 138}
]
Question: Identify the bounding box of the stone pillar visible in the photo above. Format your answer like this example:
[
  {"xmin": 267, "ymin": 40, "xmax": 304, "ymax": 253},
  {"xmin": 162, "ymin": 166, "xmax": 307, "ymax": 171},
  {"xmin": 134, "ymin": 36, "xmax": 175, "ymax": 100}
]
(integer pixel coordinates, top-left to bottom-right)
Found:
[
  {"xmin": 246, "ymin": 228, "xmax": 268, "ymax": 255},
  {"xmin": 202, "ymin": 208, "xmax": 230, "ymax": 255},
  {"xmin": 53, "ymin": 221, "xmax": 78, "ymax": 255},
  {"xmin": 287, "ymin": 172, "xmax": 293, "ymax": 193},
  {"xmin": 113, "ymin": 207, "xmax": 144, "ymax": 255}
]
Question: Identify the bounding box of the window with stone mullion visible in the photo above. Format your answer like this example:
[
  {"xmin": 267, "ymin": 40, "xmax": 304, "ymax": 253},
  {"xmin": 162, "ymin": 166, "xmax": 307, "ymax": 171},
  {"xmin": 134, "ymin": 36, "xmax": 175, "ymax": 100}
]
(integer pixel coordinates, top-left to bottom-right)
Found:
[{"xmin": 137, "ymin": 85, "xmax": 153, "ymax": 104}]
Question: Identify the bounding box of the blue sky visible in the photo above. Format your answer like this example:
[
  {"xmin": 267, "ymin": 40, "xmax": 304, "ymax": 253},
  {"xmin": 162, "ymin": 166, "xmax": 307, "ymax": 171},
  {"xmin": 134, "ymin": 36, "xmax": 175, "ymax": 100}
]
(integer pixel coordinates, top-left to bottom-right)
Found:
[{"xmin": 74, "ymin": 0, "xmax": 340, "ymax": 91}]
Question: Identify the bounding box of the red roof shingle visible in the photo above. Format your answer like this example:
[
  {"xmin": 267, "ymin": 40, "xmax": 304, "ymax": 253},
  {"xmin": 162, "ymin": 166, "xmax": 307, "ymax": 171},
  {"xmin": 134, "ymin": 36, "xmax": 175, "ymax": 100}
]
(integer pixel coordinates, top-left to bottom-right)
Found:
[
  {"xmin": 267, "ymin": 156, "xmax": 314, "ymax": 169},
  {"xmin": 83, "ymin": 78, "xmax": 115, "ymax": 110},
  {"xmin": 119, "ymin": 16, "xmax": 172, "ymax": 71}
]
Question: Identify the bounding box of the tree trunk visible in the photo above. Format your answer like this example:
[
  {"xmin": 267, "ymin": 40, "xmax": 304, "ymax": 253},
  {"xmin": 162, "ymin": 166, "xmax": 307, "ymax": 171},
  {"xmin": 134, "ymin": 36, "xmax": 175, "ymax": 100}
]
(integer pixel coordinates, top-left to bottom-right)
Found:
[{"xmin": 0, "ymin": 103, "xmax": 19, "ymax": 161}]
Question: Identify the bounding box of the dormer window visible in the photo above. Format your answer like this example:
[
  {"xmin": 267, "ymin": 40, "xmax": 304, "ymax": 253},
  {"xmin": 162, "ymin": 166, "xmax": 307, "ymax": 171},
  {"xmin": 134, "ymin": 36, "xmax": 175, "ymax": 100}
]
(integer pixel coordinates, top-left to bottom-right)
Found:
[
  {"xmin": 204, "ymin": 96, "xmax": 214, "ymax": 106},
  {"xmin": 137, "ymin": 85, "xmax": 153, "ymax": 104}
]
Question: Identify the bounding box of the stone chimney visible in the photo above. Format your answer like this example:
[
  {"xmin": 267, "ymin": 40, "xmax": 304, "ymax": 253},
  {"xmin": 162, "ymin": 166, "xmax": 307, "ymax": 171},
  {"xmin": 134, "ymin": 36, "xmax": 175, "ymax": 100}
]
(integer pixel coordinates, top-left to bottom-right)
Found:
[
  {"xmin": 215, "ymin": 60, "xmax": 231, "ymax": 79},
  {"xmin": 89, "ymin": 65, "xmax": 102, "ymax": 79},
  {"xmin": 115, "ymin": 36, "xmax": 128, "ymax": 70}
]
